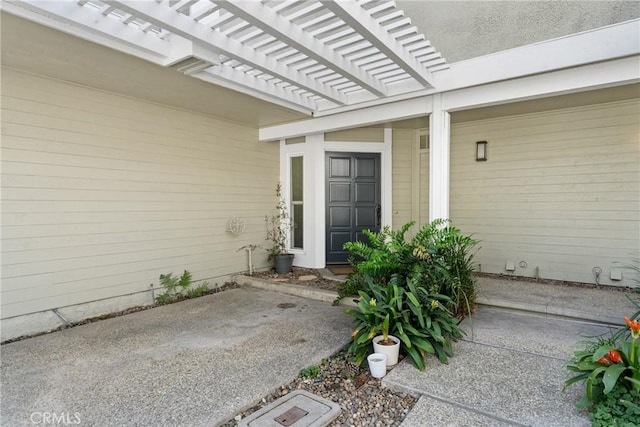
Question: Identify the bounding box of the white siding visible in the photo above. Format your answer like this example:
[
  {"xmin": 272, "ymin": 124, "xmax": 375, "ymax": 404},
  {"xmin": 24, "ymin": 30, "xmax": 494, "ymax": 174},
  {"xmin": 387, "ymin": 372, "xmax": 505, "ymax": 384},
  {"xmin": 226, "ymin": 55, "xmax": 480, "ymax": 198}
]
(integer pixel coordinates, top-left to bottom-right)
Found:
[
  {"xmin": 450, "ymin": 99, "xmax": 640, "ymax": 286},
  {"xmin": 1, "ymin": 69, "xmax": 279, "ymax": 319}
]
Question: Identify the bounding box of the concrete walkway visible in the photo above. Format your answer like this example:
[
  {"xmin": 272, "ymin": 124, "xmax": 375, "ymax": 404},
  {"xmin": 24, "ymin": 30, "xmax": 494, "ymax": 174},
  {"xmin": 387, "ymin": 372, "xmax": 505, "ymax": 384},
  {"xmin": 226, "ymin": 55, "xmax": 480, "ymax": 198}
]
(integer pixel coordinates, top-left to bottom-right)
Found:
[
  {"xmin": 390, "ymin": 308, "xmax": 616, "ymax": 427},
  {"xmin": 387, "ymin": 278, "xmax": 638, "ymax": 427},
  {"xmin": 1, "ymin": 274, "xmax": 637, "ymax": 426}
]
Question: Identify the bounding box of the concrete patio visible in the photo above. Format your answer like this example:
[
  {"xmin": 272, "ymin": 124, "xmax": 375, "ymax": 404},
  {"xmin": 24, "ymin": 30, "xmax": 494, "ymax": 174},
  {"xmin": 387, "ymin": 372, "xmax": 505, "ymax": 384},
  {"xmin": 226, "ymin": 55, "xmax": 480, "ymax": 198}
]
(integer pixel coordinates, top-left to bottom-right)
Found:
[
  {"xmin": 0, "ymin": 287, "xmax": 353, "ymax": 426},
  {"xmin": 1, "ymin": 274, "xmax": 637, "ymax": 426}
]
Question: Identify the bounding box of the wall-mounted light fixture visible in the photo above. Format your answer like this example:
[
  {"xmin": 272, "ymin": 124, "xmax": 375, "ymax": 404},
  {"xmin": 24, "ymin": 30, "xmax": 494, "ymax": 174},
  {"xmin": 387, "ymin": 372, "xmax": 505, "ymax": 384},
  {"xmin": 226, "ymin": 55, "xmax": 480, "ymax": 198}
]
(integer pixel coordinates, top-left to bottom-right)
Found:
[{"xmin": 476, "ymin": 141, "xmax": 487, "ymax": 161}]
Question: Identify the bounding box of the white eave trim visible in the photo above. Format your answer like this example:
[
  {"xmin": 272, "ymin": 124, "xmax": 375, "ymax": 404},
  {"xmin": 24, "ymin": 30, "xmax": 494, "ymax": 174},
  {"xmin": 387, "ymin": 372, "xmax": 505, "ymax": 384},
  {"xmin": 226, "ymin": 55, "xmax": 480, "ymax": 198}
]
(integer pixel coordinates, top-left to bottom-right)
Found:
[
  {"xmin": 443, "ymin": 56, "xmax": 640, "ymax": 111},
  {"xmin": 260, "ymin": 19, "xmax": 640, "ymax": 141},
  {"xmin": 260, "ymin": 96, "xmax": 432, "ymax": 141},
  {"xmin": 439, "ymin": 18, "xmax": 640, "ymax": 93}
]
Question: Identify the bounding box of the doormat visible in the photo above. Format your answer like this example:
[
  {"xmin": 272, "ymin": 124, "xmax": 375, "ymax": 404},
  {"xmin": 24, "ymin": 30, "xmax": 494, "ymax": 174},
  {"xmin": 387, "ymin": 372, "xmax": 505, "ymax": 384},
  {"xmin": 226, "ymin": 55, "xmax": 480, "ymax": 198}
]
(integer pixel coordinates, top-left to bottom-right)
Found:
[{"xmin": 328, "ymin": 266, "xmax": 353, "ymax": 275}]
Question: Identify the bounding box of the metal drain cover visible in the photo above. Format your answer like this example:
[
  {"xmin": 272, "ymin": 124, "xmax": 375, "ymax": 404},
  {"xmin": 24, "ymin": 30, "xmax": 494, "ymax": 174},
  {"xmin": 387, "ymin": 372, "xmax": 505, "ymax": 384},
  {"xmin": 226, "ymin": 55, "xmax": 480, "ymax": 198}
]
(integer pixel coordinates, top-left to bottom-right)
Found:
[
  {"xmin": 274, "ymin": 406, "xmax": 308, "ymax": 426},
  {"xmin": 238, "ymin": 390, "xmax": 340, "ymax": 427}
]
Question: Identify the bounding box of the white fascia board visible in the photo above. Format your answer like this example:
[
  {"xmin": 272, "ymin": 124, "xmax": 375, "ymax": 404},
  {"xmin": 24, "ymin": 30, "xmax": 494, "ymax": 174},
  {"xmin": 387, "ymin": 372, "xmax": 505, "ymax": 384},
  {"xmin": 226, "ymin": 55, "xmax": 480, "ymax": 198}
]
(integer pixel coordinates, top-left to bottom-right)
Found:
[
  {"xmin": 440, "ymin": 19, "xmax": 640, "ymax": 93},
  {"xmin": 261, "ymin": 55, "xmax": 638, "ymax": 140},
  {"xmin": 444, "ymin": 55, "xmax": 640, "ymax": 111},
  {"xmin": 259, "ymin": 96, "xmax": 432, "ymax": 141}
]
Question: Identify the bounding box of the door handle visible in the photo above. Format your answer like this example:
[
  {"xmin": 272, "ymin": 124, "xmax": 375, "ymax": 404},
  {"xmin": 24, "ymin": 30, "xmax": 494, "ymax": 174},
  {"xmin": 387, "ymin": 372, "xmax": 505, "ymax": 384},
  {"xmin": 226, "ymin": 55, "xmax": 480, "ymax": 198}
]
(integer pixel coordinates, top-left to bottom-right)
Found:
[{"xmin": 376, "ymin": 204, "xmax": 381, "ymax": 226}]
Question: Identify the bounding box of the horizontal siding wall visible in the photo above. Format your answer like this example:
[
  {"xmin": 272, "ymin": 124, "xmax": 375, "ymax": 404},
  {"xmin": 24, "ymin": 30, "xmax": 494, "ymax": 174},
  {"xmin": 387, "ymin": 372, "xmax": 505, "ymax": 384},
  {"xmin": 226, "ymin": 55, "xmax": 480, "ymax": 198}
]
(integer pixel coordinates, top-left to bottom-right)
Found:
[
  {"xmin": 450, "ymin": 99, "xmax": 640, "ymax": 286},
  {"xmin": 325, "ymin": 127, "xmax": 384, "ymax": 142},
  {"xmin": 1, "ymin": 68, "xmax": 279, "ymax": 319},
  {"xmin": 392, "ymin": 129, "xmax": 413, "ymax": 230},
  {"xmin": 419, "ymin": 149, "xmax": 429, "ymax": 228}
]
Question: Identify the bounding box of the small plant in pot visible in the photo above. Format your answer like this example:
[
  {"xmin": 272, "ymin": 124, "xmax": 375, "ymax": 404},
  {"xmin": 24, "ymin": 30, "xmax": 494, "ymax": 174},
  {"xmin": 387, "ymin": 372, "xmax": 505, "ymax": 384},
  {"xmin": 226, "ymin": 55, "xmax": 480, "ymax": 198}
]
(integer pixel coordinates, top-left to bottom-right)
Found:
[
  {"xmin": 372, "ymin": 315, "xmax": 401, "ymax": 367},
  {"xmin": 265, "ymin": 183, "xmax": 294, "ymax": 274}
]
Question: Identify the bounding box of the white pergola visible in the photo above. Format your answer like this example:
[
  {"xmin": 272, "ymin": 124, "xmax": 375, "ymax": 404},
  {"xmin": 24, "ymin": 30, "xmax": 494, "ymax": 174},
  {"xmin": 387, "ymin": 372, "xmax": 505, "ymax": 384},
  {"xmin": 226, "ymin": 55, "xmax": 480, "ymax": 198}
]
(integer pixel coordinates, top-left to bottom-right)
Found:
[{"xmin": 3, "ymin": 0, "xmax": 447, "ymax": 114}]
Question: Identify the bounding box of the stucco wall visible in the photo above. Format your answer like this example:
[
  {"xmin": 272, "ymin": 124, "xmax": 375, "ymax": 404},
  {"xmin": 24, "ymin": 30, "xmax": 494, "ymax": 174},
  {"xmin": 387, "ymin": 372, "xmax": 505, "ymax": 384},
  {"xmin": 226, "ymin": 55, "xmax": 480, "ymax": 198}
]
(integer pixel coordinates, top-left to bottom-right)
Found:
[
  {"xmin": 398, "ymin": 1, "xmax": 640, "ymax": 63},
  {"xmin": 1, "ymin": 69, "xmax": 278, "ymax": 338}
]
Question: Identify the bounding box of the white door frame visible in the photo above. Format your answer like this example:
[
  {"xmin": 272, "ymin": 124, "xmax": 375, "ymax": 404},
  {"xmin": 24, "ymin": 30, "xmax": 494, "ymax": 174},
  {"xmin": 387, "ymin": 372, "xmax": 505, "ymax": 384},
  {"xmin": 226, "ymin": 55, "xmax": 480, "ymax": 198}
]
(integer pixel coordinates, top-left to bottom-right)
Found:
[{"xmin": 280, "ymin": 129, "xmax": 393, "ymax": 268}]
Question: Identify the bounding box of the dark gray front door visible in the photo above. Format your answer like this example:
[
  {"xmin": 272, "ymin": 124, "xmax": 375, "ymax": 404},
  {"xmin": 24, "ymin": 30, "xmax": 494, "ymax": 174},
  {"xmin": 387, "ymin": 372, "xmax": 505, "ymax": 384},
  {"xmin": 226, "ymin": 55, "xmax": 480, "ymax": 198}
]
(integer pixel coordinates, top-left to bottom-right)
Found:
[{"xmin": 325, "ymin": 152, "xmax": 381, "ymax": 264}]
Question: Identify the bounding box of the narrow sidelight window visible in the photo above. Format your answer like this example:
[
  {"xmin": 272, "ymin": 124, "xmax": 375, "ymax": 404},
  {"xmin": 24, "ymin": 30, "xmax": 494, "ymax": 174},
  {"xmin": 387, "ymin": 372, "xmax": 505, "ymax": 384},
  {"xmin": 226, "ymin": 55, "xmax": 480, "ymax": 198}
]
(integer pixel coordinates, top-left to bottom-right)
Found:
[{"xmin": 290, "ymin": 156, "xmax": 303, "ymax": 249}]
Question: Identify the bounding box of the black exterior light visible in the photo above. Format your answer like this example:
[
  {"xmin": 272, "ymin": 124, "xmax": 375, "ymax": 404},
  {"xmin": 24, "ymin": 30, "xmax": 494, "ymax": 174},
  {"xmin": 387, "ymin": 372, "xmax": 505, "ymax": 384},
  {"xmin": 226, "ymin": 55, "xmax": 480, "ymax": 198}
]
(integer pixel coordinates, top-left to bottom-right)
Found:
[{"xmin": 476, "ymin": 141, "xmax": 487, "ymax": 161}]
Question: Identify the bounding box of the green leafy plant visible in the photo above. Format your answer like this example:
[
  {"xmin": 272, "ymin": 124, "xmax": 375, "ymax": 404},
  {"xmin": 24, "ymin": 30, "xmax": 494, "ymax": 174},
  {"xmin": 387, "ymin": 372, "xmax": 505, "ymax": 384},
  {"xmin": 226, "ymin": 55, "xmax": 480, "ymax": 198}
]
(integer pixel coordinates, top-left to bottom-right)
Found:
[
  {"xmin": 340, "ymin": 220, "xmax": 478, "ymax": 318},
  {"xmin": 186, "ymin": 282, "xmax": 211, "ymax": 299},
  {"xmin": 565, "ymin": 315, "xmax": 640, "ymax": 409},
  {"xmin": 265, "ymin": 182, "xmax": 291, "ymax": 260},
  {"xmin": 334, "ymin": 268, "xmax": 368, "ymax": 305},
  {"xmin": 299, "ymin": 365, "xmax": 320, "ymax": 378},
  {"xmin": 155, "ymin": 270, "xmax": 210, "ymax": 304},
  {"xmin": 589, "ymin": 382, "xmax": 640, "ymax": 427},
  {"xmin": 345, "ymin": 274, "xmax": 465, "ymax": 370}
]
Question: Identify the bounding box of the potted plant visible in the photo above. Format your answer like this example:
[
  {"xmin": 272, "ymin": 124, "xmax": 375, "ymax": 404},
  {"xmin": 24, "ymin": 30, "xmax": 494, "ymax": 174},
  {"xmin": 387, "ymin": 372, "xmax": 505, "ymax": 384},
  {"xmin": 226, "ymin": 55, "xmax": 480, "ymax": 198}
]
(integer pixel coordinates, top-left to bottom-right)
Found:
[
  {"xmin": 265, "ymin": 183, "xmax": 294, "ymax": 274},
  {"xmin": 345, "ymin": 273, "xmax": 465, "ymax": 371},
  {"xmin": 372, "ymin": 315, "xmax": 401, "ymax": 367},
  {"xmin": 345, "ymin": 276, "xmax": 403, "ymax": 368}
]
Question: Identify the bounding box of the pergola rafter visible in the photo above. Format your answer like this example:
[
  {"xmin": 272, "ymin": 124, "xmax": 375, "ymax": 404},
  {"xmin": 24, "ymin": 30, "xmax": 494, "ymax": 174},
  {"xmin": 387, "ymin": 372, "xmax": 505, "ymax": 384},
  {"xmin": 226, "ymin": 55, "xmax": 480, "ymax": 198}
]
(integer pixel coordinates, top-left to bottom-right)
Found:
[
  {"xmin": 213, "ymin": 0, "xmax": 387, "ymax": 97},
  {"xmin": 321, "ymin": 0, "xmax": 437, "ymax": 88},
  {"xmin": 1, "ymin": 0, "xmax": 449, "ymax": 113}
]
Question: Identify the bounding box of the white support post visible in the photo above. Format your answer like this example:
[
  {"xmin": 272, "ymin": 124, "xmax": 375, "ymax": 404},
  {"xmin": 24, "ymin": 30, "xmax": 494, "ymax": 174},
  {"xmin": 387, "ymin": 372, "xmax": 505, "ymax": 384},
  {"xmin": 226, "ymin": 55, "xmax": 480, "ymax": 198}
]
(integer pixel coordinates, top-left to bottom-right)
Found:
[
  {"xmin": 383, "ymin": 127, "xmax": 393, "ymax": 228},
  {"xmin": 428, "ymin": 94, "xmax": 451, "ymax": 222},
  {"xmin": 307, "ymin": 134, "xmax": 326, "ymax": 268}
]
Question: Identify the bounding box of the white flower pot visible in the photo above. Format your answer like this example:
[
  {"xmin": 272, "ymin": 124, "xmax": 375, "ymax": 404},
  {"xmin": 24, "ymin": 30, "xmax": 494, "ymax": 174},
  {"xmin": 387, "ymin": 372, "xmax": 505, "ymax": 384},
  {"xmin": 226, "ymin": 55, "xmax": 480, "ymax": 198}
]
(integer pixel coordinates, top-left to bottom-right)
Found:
[
  {"xmin": 367, "ymin": 353, "xmax": 387, "ymax": 379},
  {"xmin": 372, "ymin": 335, "xmax": 400, "ymax": 367}
]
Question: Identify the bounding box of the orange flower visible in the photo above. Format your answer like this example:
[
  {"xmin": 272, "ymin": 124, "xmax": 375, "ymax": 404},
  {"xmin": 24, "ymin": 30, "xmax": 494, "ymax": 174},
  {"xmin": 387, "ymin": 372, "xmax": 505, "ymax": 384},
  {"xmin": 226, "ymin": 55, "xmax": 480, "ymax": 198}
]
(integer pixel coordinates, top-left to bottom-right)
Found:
[
  {"xmin": 597, "ymin": 357, "xmax": 610, "ymax": 365},
  {"xmin": 607, "ymin": 349, "xmax": 622, "ymax": 364},
  {"xmin": 625, "ymin": 317, "xmax": 640, "ymax": 338}
]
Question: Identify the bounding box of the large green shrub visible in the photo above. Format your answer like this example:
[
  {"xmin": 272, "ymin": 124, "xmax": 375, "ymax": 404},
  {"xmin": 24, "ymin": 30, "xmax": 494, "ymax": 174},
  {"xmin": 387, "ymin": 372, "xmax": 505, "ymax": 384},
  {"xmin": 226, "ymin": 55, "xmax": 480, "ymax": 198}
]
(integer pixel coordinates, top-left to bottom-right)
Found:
[
  {"xmin": 342, "ymin": 220, "xmax": 475, "ymax": 370},
  {"xmin": 340, "ymin": 219, "xmax": 478, "ymax": 317}
]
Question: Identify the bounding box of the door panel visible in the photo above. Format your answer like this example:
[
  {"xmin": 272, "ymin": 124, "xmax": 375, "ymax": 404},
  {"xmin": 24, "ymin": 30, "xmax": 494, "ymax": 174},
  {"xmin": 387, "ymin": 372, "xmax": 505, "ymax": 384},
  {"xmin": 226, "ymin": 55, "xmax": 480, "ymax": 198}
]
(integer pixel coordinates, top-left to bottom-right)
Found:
[
  {"xmin": 329, "ymin": 182, "xmax": 350, "ymax": 202},
  {"xmin": 355, "ymin": 182, "xmax": 375, "ymax": 202},
  {"xmin": 326, "ymin": 152, "xmax": 381, "ymax": 264},
  {"xmin": 355, "ymin": 208, "xmax": 376, "ymax": 227}
]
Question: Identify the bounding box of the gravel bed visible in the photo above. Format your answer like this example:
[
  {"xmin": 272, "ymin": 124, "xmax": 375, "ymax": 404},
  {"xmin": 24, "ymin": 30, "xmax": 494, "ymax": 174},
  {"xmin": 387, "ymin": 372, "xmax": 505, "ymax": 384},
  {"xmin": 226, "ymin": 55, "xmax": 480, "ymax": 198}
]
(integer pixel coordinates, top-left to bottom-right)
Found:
[{"xmin": 220, "ymin": 349, "xmax": 417, "ymax": 427}]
